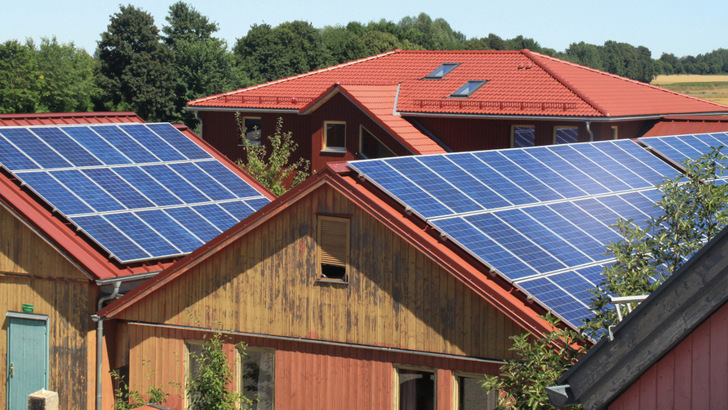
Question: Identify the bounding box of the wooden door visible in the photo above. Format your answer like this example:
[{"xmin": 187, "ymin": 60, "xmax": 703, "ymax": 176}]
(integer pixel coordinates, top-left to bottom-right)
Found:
[{"xmin": 6, "ymin": 313, "xmax": 48, "ymax": 410}]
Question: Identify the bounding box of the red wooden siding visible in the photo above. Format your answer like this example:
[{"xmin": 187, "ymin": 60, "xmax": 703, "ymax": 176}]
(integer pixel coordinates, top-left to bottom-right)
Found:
[
  {"xmin": 609, "ymin": 301, "xmax": 728, "ymax": 410},
  {"xmin": 127, "ymin": 323, "xmax": 502, "ymax": 410}
]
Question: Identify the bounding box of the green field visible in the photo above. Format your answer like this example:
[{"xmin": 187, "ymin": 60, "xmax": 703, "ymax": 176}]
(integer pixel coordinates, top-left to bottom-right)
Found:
[{"xmin": 652, "ymin": 75, "xmax": 728, "ymax": 105}]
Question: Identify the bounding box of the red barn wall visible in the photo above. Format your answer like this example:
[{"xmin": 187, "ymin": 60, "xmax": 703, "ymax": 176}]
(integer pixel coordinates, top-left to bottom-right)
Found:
[{"xmin": 608, "ymin": 301, "xmax": 728, "ymax": 410}]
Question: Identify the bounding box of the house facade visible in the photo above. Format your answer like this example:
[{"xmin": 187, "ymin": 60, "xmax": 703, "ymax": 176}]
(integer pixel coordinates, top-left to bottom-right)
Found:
[
  {"xmin": 186, "ymin": 49, "xmax": 728, "ymax": 171},
  {"xmin": 99, "ymin": 167, "xmax": 559, "ymax": 409}
]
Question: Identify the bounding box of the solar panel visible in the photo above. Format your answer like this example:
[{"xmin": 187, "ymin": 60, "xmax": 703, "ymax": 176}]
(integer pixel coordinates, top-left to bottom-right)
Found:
[
  {"xmin": 0, "ymin": 123, "xmax": 270, "ymax": 264},
  {"xmin": 639, "ymin": 132, "xmax": 728, "ymax": 172},
  {"xmin": 348, "ymin": 138, "xmax": 680, "ymax": 327}
]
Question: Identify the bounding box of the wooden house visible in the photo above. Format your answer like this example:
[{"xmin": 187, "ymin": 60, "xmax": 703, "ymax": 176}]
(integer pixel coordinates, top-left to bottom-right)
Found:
[
  {"xmin": 98, "ymin": 164, "xmax": 560, "ymax": 409},
  {"xmin": 551, "ymin": 225, "xmax": 728, "ymax": 410},
  {"xmin": 0, "ymin": 112, "xmax": 273, "ymax": 409},
  {"xmin": 186, "ymin": 49, "xmax": 728, "ymax": 171}
]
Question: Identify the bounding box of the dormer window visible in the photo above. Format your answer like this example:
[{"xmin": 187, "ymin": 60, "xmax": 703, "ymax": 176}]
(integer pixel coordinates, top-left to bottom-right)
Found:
[
  {"xmin": 424, "ymin": 63, "xmax": 459, "ymax": 79},
  {"xmin": 450, "ymin": 80, "xmax": 487, "ymax": 97}
]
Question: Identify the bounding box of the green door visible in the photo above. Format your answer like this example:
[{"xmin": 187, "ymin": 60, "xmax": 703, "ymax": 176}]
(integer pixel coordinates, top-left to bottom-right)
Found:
[{"xmin": 6, "ymin": 313, "xmax": 48, "ymax": 410}]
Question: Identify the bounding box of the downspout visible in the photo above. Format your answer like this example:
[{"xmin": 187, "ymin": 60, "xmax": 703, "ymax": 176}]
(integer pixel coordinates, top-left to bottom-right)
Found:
[
  {"xmin": 585, "ymin": 120, "xmax": 594, "ymax": 142},
  {"xmin": 92, "ymin": 281, "xmax": 122, "ymax": 410}
]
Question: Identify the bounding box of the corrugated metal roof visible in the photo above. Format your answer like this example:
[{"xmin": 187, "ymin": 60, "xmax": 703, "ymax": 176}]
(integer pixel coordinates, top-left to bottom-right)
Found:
[
  {"xmin": 0, "ymin": 111, "xmax": 144, "ymax": 126},
  {"xmin": 642, "ymin": 115, "xmax": 728, "ymax": 137}
]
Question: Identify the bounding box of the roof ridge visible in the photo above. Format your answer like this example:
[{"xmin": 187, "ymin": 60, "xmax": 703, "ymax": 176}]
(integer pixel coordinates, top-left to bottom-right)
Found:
[
  {"xmin": 527, "ymin": 50, "xmax": 728, "ymax": 111},
  {"xmin": 522, "ymin": 49, "xmax": 612, "ymax": 116},
  {"xmin": 188, "ymin": 50, "xmax": 401, "ymax": 105}
]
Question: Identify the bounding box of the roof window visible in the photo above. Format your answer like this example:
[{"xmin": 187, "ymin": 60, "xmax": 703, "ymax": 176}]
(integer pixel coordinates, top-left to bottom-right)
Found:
[
  {"xmin": 424, "ymin": 63, "xmax": 459, "ymax": 79},
  {"xmin": 451, "ymin": 80, "xmax": 487, "ymax": 97}
]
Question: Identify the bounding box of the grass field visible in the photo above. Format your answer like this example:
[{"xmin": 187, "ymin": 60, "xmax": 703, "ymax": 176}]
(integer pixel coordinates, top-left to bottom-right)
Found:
[{"xmin": 651, "ymin": 74, "xmax": 728, "ymax": 105}]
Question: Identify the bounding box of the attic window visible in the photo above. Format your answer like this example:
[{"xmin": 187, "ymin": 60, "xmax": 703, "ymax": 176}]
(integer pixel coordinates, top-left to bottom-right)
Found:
[
  {"xmin": 450, "ymin": 80, "xmax": 487, "ymax": 97},
  {"xmin": 317, "ymin": 215, "xmax": 350, "ymax": 282},
  {"xmin": 424, "ymin": 63, "xmax": 460, "ymax": 79}
]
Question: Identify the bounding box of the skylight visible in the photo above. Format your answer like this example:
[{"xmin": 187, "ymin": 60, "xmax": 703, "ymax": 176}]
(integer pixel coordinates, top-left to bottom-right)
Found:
[
  {"xmin": 424, "ymin": 63, "xmax": 459, "ymax": 79},
  {"xmin": 450, "ymin": 80, "xmax": 487, "ymax": 97}
]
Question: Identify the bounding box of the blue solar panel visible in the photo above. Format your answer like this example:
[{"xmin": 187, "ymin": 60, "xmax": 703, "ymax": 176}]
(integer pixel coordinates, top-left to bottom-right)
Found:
[
  {"xmin": 30, "ymin": 128, "xmax": 102, "ymax": 167},
  {"xmin": 170, "ymin": 162, "xmax": 236, "ymax": 201},
  {"xmin": 146, "ymin": 123, "xmax": 211, "ymax": 160},
  {"xmin": 386, "ymin": 156, "xmax": 482, "ymax": 214},
  {"xmin": 142, "ymin": 164, "xmax": 210, "ymax": 203},
  {"xmin": 15, "ymin": 171, "xmax": 93, "ymax": 215},
  {"xmin": 136, "ymin": 210, "xmax": 204, "ymax": 253},
  {"xmin": 193, "ymin": 204, "xmax": 238, "ymax": 232},
  {"xmin": 51, "ymin": 170, "xmax": 125, "ymax": 213},
  {"xmin": 0, "ymin": 128, "xmax": 71, "ymax": 169},
  {"xmin": 119, "ymin": 124, "xmax": 186, "ymax": 162},
  {"xmin": 165, "ymin": 207, "xmax": 222, "ymax": 243},
  {"xmin": 640, "ymin": 132, "xmax": 728, "ymax": 173},
  {"xmin": 71, "ymin": 215, "xmax": 150, "ymax": 262},
  {"xmin": 105, "ymin": 213, "xmax": 181, "ymax": 258},
  {"xmin": 93, "ymin": 125, "xmax": 159, "ymax": 164},
  {"xmin": 61, "ymin": 126, "xmax": 132, "ymax": 165},
  {"xmin": 348, "ymin": 138, "xmax": 686, "ymax": 326},
  {"xmin": 82, "ymin": 168, "xmax": 155, "ymax": 209},
  {"xmin": 0, "ymin": 123, "xmax": 270, "ymax": 264}
]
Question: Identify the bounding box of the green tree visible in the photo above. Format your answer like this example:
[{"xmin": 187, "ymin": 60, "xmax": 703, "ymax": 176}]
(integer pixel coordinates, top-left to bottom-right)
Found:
[
  {"xmin": 163, "ymin": 2, "xmax": 247, "ymax": 126},
  {"xmin": 482, "ymin": 314, "xmax": 586, "ymax": 410},
  {"xmin": 36, "ymin": 37, "xmax": 99, "ymax": 112},
  {"xmin": 582, "ymin": 148, "xmax": 728, "ymax": 339},
  {"xmin": 235, "ymin": 115, "xmax": 310, "ymax": 196},
  {"xmin": 96, "ymin": 5, "xmax": 176, "ymax": 121},
  {"xmin": 0, "ymin": 40, "xmax": 41, "ymax": 113}
]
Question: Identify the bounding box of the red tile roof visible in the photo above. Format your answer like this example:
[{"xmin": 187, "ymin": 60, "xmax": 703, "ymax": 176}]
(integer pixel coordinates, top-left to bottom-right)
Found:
[
  {"xmin": 0, "ymin": 113, "xmax": 274, "ymax": 280},
  {"xmin": 188, "ymin": 50, "xmax": 728, "ymax": 118}
]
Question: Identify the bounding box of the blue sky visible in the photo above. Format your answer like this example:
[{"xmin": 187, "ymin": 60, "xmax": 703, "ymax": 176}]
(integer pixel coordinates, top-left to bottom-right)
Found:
[{"xmin": 4, "ymin": 0, "xmax": 727, "ymax": 58}]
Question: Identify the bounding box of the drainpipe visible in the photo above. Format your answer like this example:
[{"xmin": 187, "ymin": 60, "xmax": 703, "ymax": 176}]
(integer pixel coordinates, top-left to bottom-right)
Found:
[
  {"xmin": 92, "ymin": 281, "xmax": 122, "ymax": 410},
  {"xmin": 585, "ymin": 120, "xmax": 594, "ymax": 142}
]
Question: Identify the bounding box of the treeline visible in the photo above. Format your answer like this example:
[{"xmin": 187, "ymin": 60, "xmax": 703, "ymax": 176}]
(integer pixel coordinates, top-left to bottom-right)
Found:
[{"xmin": 1, "ymin": 3, "xmax": 726, "ymax": 124}]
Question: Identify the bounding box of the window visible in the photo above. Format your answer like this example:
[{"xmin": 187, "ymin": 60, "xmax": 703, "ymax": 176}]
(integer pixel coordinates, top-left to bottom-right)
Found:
[
  {"xmin": 512, "ymin": 125, "xmax": 535, "ymax": 147},
  {"xmin": 554, "ymin": 126, "xmax": 578, "ymax": 144},
  {"xmin": 359, "ymin": 126, "xmax": 395, "ymax": 159},
  {"xmin": 611, "ymin": 126, "xmax": 619, "ymax": 139},
  {"xmin": 454, "ymin": 374, "xmax": 498, "ymax": 410},
  {"xmin": 323, "ymin": 121, "xmax": 346, "ymax": 152},
  {"xmin": 396, "ymin": 367, "xmax": 436, "ymax": 410},
  {"xmin": 424, "ymin": 63, "xmax": 460, "ymax": 79},
  {"xmin": 238, "ymin": 347, "xmax": 275, "ymax": 409},
  {"xmin": 317, "ymin": 215, "xmax": 350, "ymax": 281},
  {"xmin": 239, "ymin": 117, "xmax": 262, "ymax": 146},
  {"xmin": 185, "ymin": 340, "xmax": 207, "ymax": 407},
  {"xmin": 451, "ymin": 80, "xmax": 487, "ymax": 97}
]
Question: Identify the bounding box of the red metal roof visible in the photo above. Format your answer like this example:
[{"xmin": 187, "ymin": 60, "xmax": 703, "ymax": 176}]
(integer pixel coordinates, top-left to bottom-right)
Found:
[
  {"xmin": 0, "ymin": 113, "xmax": 275, "ymax": 280},
  {"xmin": 188, "ymin": 50, "xmax": 728, "ymax": 118},
  {"xmin": 641, "ymin": 115, "xmax": 728, "ymax": 137},
  {"xmin": 0, "ymin": 111, "xmax": 144, "ymax": 126}
]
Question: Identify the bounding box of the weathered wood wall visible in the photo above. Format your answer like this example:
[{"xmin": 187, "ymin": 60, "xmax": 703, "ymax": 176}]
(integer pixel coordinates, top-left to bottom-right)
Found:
[
  {"xmin": 0, "ymin": 204, "xmax": 94, "ymax": 409},
  {"xmin": 119, "ymin": 183, "xmax": 523, "ymax": 359}
]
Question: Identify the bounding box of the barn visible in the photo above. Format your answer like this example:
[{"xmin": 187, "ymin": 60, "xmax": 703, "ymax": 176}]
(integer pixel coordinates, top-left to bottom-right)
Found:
[{"xmin": 0, "ymin": 112, "xmax": 273, "ymax": 409}]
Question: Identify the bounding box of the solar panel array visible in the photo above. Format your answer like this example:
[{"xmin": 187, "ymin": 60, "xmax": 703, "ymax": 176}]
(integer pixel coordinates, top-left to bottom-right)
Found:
[
  {"xmin": 638, "ymin": 132, "xmax": 728, "ymax": 173},
  {"xmin": 0, "ymin": 123, "xmax": 270, "ymax": 264},
  {"xmin": 348, "ymin": 139, "xmax": 682, "ymax": 326}
]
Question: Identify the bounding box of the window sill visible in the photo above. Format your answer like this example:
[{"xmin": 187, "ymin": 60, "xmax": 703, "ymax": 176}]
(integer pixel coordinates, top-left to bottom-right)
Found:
[
  {"xmin": 315, "ymin": 278, "xmax": 349, "ymax": 285},
  {"xmin": 320, "ymin": 148, "xmax": 346, "ymax": 155}
]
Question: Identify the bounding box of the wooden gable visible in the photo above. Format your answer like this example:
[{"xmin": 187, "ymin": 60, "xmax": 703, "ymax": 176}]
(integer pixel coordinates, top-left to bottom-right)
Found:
[
  {"xmin": 0, "ymin": 203, "xmax": 95, "ymax": 409},
  {"xmin": 116, "ymin": 182, "xmax": 523, "ymax": 359}
]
